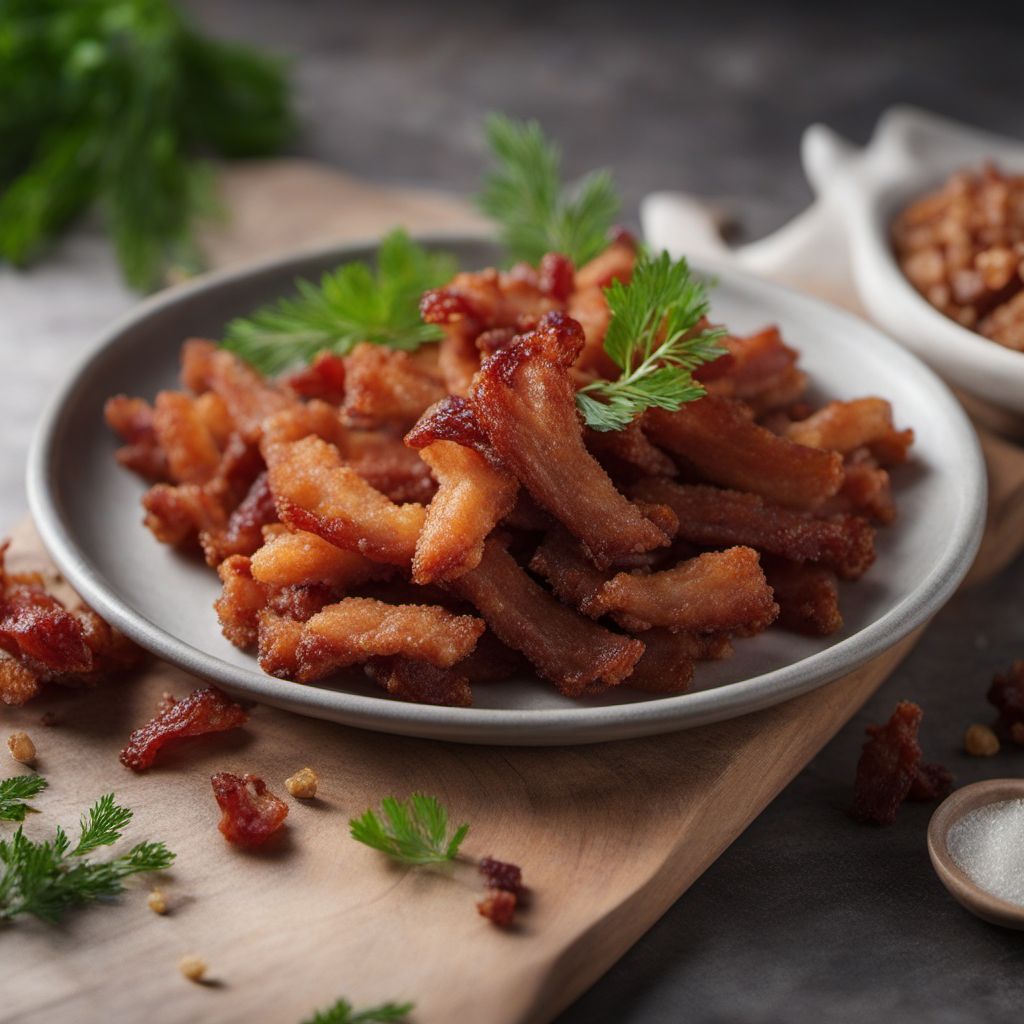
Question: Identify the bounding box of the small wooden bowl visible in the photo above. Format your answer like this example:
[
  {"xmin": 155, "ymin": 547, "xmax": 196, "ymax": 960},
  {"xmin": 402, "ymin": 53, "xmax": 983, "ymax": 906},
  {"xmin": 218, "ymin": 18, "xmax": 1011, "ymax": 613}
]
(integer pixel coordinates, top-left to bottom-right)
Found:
[{"xmin": 928, "ymin": 778, "xmax": 1024, "ymax": 930}]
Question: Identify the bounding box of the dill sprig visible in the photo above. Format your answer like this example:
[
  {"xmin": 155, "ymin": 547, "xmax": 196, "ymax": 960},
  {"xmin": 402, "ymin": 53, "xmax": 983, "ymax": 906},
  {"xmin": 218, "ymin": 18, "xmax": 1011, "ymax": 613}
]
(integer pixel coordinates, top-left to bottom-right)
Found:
[
  {"xmin": 0, "ymin": 776, "xmax": 48, "ymax": 823},
  {"xmin": 576, "ymin": 251, "xmax": 727, "ymax": 432},
  {"xmin": 0, "ymin": 792, "xmax": 174, "ymax": 924},
  {"xmin": 0, "ymin": 0, "xmax": 292, "ymax": 290},
  {"xmin": 477, "ymin": 114, "xmax": 620, "ymax": 267},
  {"xmin": 223, "ymin": 230, "xmax": 458, "ymax": 374},
  {"xmin": 349, "ymin": 794, "xmax": 468, "ymax": 867},
  {"xmin": 303, "ymin": 998, "xmax": 415, "ymax": 1024}
]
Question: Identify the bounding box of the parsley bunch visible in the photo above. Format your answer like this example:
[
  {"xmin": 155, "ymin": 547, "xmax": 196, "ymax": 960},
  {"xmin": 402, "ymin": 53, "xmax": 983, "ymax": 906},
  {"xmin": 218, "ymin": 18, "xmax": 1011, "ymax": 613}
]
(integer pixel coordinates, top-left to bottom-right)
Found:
[
  {"xmin": 0, "ymin": 790, "xmax": 174, "ymax": 923},
  {"xmin": 303, "ymin": 999, "xmax": 415, "ymax": 1024},
  {"xmin": 477, "ymin": 114, "xmax": 620, "ymax": 266},
  {"xmin": 576, "ymin": 251, "xmax": 727, "ymax": 431},
  {"xmin": 223, "ymin": 230, "xmax": 457, "ymax": 374},
  {"xmin": 0, "ymin": 0, "xmax": 292, "ymax": 289},
  {"xmin": 349, "ymin": 793, "xmax": 468, "ymax": 866}
]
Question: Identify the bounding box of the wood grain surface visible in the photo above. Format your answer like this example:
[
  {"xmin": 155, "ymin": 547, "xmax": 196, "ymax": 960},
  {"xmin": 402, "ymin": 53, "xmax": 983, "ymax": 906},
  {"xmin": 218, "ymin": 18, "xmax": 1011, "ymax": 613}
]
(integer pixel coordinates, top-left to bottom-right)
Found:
[
  {"xmin": 3, "ymin": 160, "xmax": 1022, "ymax": 1024},
  {"xmin": 2, "ymin": 519, "xmax": 922, "ymax": 1024}
]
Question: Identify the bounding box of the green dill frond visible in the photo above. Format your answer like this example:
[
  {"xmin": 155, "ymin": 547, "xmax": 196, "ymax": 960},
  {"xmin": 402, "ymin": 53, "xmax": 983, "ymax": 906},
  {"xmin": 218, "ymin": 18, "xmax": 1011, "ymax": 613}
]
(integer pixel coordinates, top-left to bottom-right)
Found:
[
  {"xmin": 349, "ymin": 793, "xmax": 469, "ymax": 867},
  {"xmin": 223, "ymin": 229, "xmax": 457, "ymax": 374},
  {"xmin": 477, "ymin": 114, "xmax": 619, "ymax": 266},
  {"xmin": 0, "ymin": 776, "xmax": 48, "ymax": 823},
  {"xmin": 577, "ymin": 250, "xmax": 727, "ymax": 431},
  {"xmin": 303, "ymin": 997, "xmax": 415, "ymax": 1024}
]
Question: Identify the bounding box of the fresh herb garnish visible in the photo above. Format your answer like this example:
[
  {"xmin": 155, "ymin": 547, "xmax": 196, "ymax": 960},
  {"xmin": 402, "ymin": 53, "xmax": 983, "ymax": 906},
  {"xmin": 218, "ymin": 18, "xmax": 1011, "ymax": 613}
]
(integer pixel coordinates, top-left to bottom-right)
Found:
[
  {"xmin": 223, "ymin": 229, "xmax": 458, "ymax": 374},
  {"xmin": 477, "ymin": 114, "xmax": 620, "ymax": 267},
  {"xmin": 303, "ymin": 998, "xmax": 415, "ymax": 1024},
  {"xmin": 0, "ymin": 776, "xmax": 48, "ymax": 822},
  {"xmin": 576, "ymin": 251, "xmax": 727, "ymax": 431},
  {"xmin": 0, "ymin": 792, "xmax": 174, "ymax": 923},
  {"xmin": 0, "ymin": 0, "xmax": 292, "ymax": 290},
  {"xmin": 349, "ymin": 793, "xmax": 468, "ymax": 867}
]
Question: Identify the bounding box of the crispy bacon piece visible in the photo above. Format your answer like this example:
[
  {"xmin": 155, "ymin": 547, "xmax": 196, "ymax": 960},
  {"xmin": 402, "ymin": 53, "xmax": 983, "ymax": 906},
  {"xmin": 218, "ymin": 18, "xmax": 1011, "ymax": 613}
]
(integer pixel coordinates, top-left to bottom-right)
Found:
[
  {"xmin": 260, "ymin": 401, "xmax": 347, "ymax": 451},
  {"xmin": 586, "ymin": 420, "xmax": 677, "ymax": 480},
  {"xmin": 851, "ymin": 701, "xmax": 951, "ymax": 824},
  {"xmin": 828, "ymin": 455, "xmax": 897, "ymax": 525},
  {"xmin": 786, "ymin": 398, "xmax": 914, "ymax": 466},
  {"xmin": 104, "ymin": 395, "xmax": 168, "ymax": 480},
  {"xmin": 420, "ymin": 265, "xmax": 560, "ymax": 333},
  {"xmin": 120, "ymin": 686, "xmax": 248, "ymax": 772},
  {"xmin": 585, "ymin": 547, "xmax": 778, "ymax": 635},
  {"xmin": 988, "ymin": 660, "xmax": 1024, "ymax": 740},
  {"xmin": 574, "ymin": 239, "xmax": 636, "ymax": 291},
  {"xmin": 181, "ymin": 339, "xmax": 290, "ymax": 442},
  {"xmin": 436, "ymin": 325, "xmax": 480, "ymax": 396},
  {"xmin": 201, "ymin": 471, "xmax": 278, "ymax": 566},
  {"xmin": 449, "ymin": 538, "xmax": 643, "ymax": 697},
  {"xmin": 365, "ymin": 657, "xmax": 473, "ymax": 708},
  {"xmin": 762, "ymin": 558, "xmax": 843, "ymax": 637},
  {"xmin": 625, "ymin": 630, "xmax": 696, "ymax": 694},
  {"xmin": 479, "ymin": 856, "xmax": 524, "ymax": 894},
  {"xmin": 410, "ymin": 440, "xmax": 519, "ymax": 585},
  {"xmin": 256, "ymin": 611, "xmax": 304, "ymax": 677},
  {"xmin": 477, "ymin": 889, "xmax": 517, "ymax": 927},
  {"xmin": 406, "ymin": 395, "xmax": 497, "ymax": 460},
  {"xmin": 630, "ymin": 479, "xmax": 875, "ymax": 580},
  {"xmin": 152, "ymin": 390, "xmax": 224, "ymax": 484},
  {"xmin": 262, "ymin": 597, "xmax": 484, "ymax": 683},
  {"xmin": 268, "ymin": 436, "xmax": 427, "ymax": 565},
  {"xmin": 342, "ymin": 430, "xmax": 436, "ymax": 505},
  {"xmin": 528, "ymin": 526, "xmax": 607, "ymax": 611},
  {"xmin": 211, "ymin": 772, "xmax": 288, "ymax": 847},
  {"xmin": 283, "ymin": 351, "xmax": 347, "ymax": 403},
  {"xmin": 142, "ymin": 482, "xmax": 225, "ymax": 546},
  {"xmin": 249, "ymin": 529, "xmax": 387, "ymax": 591},
  {"xmin": 644, "ymin": 395, "xmax": 844, "ymax": 511},
  {"xmin": 215, "ymin": 555, "xmax": 269, "ymax": 649},
  {"xmin": 341, "ymin": 343, "xmax": 446, "ymax": 428},
  {"xmin": 701, "ymin": 326, "xmax": 800, "ymax": 402},
  {"xmin": 470, "ymin": 313, "xmax": 675, "ymax": 567},
  {"xmin": 454, "ymin": 631, "xmax": 530, "ymax": 684}
]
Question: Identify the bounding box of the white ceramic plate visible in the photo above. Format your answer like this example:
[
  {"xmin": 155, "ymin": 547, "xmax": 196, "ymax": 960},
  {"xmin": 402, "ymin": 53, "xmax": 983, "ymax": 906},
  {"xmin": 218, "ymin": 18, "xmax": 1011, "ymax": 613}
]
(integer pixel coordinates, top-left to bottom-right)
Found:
[{"xmin": 27, "ymin": 237, "xmax": 986, "ymax": 745}]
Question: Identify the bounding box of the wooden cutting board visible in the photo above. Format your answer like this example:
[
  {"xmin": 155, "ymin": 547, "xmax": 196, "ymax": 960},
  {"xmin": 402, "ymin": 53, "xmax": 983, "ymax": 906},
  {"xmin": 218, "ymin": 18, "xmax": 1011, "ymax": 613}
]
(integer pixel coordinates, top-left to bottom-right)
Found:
[{"xmin": 3, "ymin": 160, "xmax": 1023, "ymax": 1024}]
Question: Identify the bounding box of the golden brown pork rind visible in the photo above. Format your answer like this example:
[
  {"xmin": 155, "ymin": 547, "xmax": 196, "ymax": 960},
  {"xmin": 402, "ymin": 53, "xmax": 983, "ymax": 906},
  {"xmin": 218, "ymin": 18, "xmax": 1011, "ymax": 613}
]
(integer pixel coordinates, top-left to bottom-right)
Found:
[
  {"xmin": 644, "ymin": 395, "xmax": 844, "ymax": 511},
  {"xmin": 470, "ymin": 313, "xmax": 675, "ymax": 568},
  {"xmin": 450, "ymin": 537, "xmax": 643, "ymax": 697},
  {"xmin": 585, "ymin": 547, "xmax": 778, "ymax": 635}
]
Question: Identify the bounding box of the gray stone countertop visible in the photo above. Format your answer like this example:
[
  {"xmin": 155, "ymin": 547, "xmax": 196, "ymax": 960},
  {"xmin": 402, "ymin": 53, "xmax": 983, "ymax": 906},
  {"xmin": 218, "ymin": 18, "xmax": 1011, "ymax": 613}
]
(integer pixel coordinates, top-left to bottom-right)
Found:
[{"xmin": 2, "ymin": 3, "xmax": 1023, "ymax": 1021}]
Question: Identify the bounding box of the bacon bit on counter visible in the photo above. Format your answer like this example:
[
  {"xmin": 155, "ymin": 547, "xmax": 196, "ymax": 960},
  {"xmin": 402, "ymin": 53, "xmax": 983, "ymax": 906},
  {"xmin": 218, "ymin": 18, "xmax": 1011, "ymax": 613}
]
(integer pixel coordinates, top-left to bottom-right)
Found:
[
  {"xmin": 479, "ymin": 856, "xmax": 523, "ymax": 894},
  {"xmin": 211, "ymin": 772, "xmax": 288, "ymax": 847},
  {"xmin": 851, "ymin": 701, "xmax": 952, "ymax": 825},
  {"xmin": 477, "ymin": 889, "xmax": 517, "ymax": 928},
  {"xmin": 147, "ymin": 889, "xmax": 169, "ymax": 915},
  {"xmin": 120, "ymin": 687, "xmax": 248, "ymax": 772},
  {"xmin": 988, "ymin": 660, "xmax": 1024, "ymax": 742}
]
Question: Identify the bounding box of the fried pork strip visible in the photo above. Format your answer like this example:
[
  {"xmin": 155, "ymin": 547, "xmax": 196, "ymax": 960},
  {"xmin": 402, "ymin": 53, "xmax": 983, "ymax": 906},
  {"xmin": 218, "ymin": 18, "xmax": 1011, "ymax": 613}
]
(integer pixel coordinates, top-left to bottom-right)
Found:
[
  {"xmin": 625, "ymin": 630, "xmax": 696, "ymax": 694},
  {"xmin": 630, "ymin": 479, "xmax": 876, "ymax": 580},
  {"xmin": 409, "ymin": 440, "xmax": 519, "ymax": 584},
  {"xmin": 763, "ymin": 558, "xmax": 843, "ymax": 637},
  {"xmin": 181, "ymin": 338, "xmax": 290, "ymax": 441},
  {"xmin": 267, "ymin": 435, "xmax": 426, "ymax": 565},
  {"xmin": 643, "ymin": 395, "xmax": 844, "ymax": 511},
  {"xmin": 365, "ymin": 656, "xmax": 473, "ymax": 708},
  {"xmin": 785, "ymin": 398, "xmax": 914, "ymax": 466},
  {"xmin": 104, "ymin": 395, "xmax": 168, "ymax": 480},
  {"xmin": 200, "ymin": 470, "xmax": 278, "ymax": 566},
  {"xmin": 585, "ymin": 547, "xmax": 778, "ymax": 634},
  {"xmin": 249, "ymin": 529, "xmax": 386, "ymax": 590},
  {"xmin": 585, "ymin": 419, "xmax": 678, "ymax": 480},
  {"xmin": 450, "ymin": 537, "xmax": 643, "ymax": 697},
  {"xmin": 341, "ymin": 343, "xmax": 447, "ymax": 428},
  {"xmin": 258, "ymin": 597, "xmax": 484, "ymax": 683},
  {"xmin": 470, "ymin": 312, "xmax": 675, "ymax": 567}
]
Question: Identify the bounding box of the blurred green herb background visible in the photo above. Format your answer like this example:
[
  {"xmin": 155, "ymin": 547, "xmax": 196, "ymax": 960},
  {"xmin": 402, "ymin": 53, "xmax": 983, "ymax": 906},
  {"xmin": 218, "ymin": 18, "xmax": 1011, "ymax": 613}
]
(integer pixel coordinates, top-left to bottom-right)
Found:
[{"xmin": 0, "ymin": 0, "xmax": 293, "ymax": 290}]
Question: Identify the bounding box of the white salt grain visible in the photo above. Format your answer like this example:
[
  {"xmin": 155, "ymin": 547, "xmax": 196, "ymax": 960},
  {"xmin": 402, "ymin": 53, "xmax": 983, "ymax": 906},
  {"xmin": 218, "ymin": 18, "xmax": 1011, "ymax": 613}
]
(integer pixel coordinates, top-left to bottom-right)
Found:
[{"xmin": 947, "ymin": 798, "xmax": 1024, "ymax": 907}]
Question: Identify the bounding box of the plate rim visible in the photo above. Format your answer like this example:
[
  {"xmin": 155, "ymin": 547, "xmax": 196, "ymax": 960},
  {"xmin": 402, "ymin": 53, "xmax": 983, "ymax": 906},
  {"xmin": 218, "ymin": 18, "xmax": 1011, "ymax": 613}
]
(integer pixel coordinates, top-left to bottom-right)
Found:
[{"xmin": 26, "ymin": 236, "xmax": 987, "ymax": 745}]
